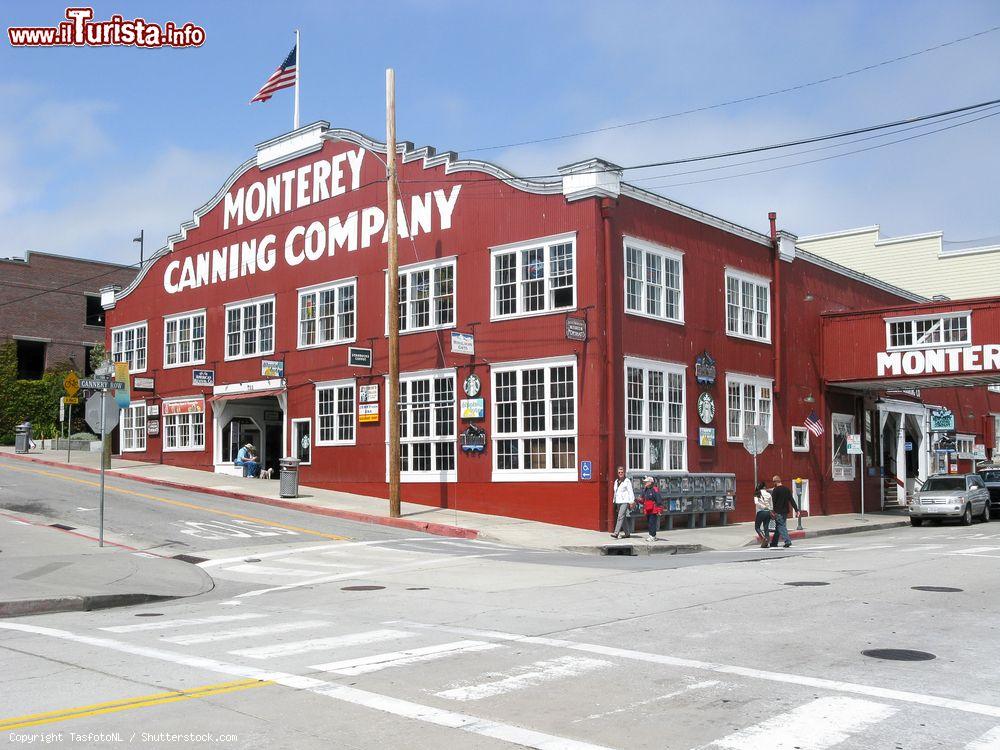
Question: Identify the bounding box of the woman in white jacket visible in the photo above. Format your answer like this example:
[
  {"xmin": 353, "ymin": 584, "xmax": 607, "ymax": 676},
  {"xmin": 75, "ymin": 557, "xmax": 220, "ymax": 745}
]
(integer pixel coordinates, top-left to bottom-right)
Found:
[
  {"xmin": 611, "ymin": 466, "xmax": 636, "ymax": 539},
  {"xmin": 753, "ymin": 481, "xmax": 772, "ymax": 544}
]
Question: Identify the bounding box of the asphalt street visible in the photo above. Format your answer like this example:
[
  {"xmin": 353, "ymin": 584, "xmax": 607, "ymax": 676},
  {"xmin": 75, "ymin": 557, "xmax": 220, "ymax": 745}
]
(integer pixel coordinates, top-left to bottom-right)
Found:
[{"xmin": 3, "ymin": 460, "xmax": 1000, "ymax": 749}]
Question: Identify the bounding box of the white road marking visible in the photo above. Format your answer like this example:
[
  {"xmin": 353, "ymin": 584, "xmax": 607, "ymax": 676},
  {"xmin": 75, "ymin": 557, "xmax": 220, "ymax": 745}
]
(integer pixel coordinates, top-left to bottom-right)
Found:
[
  {"xmin": 100, "ymin": 613, "xmax": 265, "ymax": 633},
  {"xmin": 436, "ymin": 656, "xmax": 612, "ymax": 702},
  {"xmin": 235, "ymin": 553, "xmax": 503, "ymax": 598},
  {"xmin": 163, "ymin": 620, "xmax": 330, "ymax": 645},
  {"xmin": 573, "ymin": 680, "xmax": 719, "ymax": 722},
  {"xmin": 196, "ymin": 538, "xmax": 432, "ymax": 568},
  {"xmin": 229, "ymin": 628, "xmax": 413, "ymax": 659},
  {"xmin": 966, "ymin": 726, "xmax": 1000, "ymax": 749},
  {"xmin": 0, "ymin": 622, "xmax": 613, "ymax": 750},
  {"xmin": 310, "ymin": 640, "xmax": 500, "ymax": 675},
  {"xmin": 390, "ymin": 621, "xmax": 1000, "ymax": 719},
  {"xmin": 703, "ymin": 695, "xmax": 896, "ymax": 749},
  {"xmin": 278, "ymin": 559, "xmax": 357, "ymax": 569},
  {"xmin": 948, "ymin": 547, "xmax": 1000, "ymax": 555},
  {"xmin": 220, "ymin": 564, "xmax": 334, "ymax": 577}
]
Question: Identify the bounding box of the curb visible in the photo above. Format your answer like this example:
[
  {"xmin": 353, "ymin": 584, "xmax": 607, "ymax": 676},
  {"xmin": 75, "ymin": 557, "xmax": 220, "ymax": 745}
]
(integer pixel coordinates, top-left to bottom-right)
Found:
[
  {"xmin": 740, "ymin": 519, "xmax": 911, "ymax": 547},
  {"xmin": 563, "ymin": 543, "xmax": 707, "ymax": 556},
  {"xmin": 0, "ymin": 593, "xmax": 172, "ymax": 619},
  {"xmin": 2, "ymin": 453, "xmax": 479, "ymax": 540}
]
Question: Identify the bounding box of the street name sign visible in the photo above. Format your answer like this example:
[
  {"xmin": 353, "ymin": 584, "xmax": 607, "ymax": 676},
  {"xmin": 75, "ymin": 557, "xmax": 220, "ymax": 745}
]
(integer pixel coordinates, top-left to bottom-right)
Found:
[{"xmin": 80, "ymin": 378, "xmax": 125, "ymax": 390}]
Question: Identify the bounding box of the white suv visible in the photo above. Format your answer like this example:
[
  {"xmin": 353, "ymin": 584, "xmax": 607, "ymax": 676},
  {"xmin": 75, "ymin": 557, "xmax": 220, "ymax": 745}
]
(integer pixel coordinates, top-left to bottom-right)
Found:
[{"xmin": 909, "ymin": 474, "xmax": 991, "ymax": 527}]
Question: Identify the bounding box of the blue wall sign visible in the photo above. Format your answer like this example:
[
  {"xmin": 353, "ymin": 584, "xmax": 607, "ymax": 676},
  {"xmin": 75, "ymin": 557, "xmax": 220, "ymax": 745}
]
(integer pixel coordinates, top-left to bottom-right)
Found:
[{"xmin": 580, "ymin": 460, "xmax": 592, "ymax": 480}]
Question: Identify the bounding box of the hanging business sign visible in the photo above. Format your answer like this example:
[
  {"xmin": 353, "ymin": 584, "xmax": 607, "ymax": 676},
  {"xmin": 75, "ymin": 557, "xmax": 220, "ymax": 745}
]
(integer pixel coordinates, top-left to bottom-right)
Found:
[
  {"xmin": 133, "ymin": 376, "xmax": 155, "ymax": 391},
  {"xmin": 261, "ymin": 359, "xmax": 284, "ymax": 378},
  {"xmin": 846, "ymin": 434, "xmax": 862, "ymax": 454},
  {"xmin": 463, "ymin": 373, "xmax": 481, "ymax": 397},
  {"xmin": 699, "ymin": 427, "xmax": 716, "ymax": 447},
  {"xmin": 460, "ymin": 425, "xmax": 486, "ymax": 453},
  {"xmin": 162, "ymin": 398, "xmax": 204, "ymax": 416},
  {"xmin": 694, "ymin": 351, "xmax": 717, "ymax": 385},
  {"xmin": 359, "ymin": 384, "xmax": 379, "ymax": 403},
  {"xmin": 930, "ymin": 408, "xmax": 955, "ymax": 432},
  {"xmin": 192, "ymin": 369, "xmax": 215, "ymax": 387},
  {"xmin": 460, "ymin": 398, "xmax": 484, "ymax": 419},
  {"xmin": 348, "ymin": 347, "xmax": 372, "ymax": 368},
  {"xmin": 565, "ymin": 316, "xmax": 587, "ymax": 342},
  {"xmin": 147, "ymin": 419, "xmax": 160, "ymax": 436},
  {"xmin": 358, "ymin": 403, "xmax": 379, "ymax": 423},
  {"xmin": 147, "ymin": 404, "xmax": 159, "ymax": 417},
  {"xmin": 697, "ymin": 392, "xmax": 715, "ymax": 424},
  {"xmin": 451, "ymin": 332, "xmax": 475, "ymax": 355}
]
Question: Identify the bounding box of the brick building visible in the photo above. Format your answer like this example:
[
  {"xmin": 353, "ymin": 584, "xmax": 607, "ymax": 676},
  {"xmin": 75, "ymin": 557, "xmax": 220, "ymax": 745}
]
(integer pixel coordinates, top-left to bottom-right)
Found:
[{"xmin": 0, "ymin": 251, "xmax": 137, "ymax": 379}]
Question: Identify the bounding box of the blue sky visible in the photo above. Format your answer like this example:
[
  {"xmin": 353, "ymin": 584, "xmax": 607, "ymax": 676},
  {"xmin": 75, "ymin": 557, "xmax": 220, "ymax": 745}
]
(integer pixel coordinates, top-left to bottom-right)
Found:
[{"xmin": 2, "ymin": 1, "xmax": 999, "ymax": 265}]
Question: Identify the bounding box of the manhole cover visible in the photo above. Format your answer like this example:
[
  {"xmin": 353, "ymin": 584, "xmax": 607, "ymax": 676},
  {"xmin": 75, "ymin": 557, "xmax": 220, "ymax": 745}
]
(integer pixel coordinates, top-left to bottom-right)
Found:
[
  {"xmin": 862, "ymin": 649, "xmax": 936, "ymax": 661},
  {"xmin": 783, "ymin": 581, "xmax": 830, "ymax": 587},
  {"xmin": 244, "ymin": 558, "xmax": 261, "ymax": 563},
  {"xmin": 406, "ymin": 587, "xmax": 429, "ymax": 591},
  {"xmin": 341, "ymin": 585, "xmax": 385, "ymax": 591},
  {"xmin": 911, "ymin": 586, "xmax": 963, "ymax": 593},
  {"xmin": 134, "ymin": 613, "xmax": 163, "ymax": 618}
]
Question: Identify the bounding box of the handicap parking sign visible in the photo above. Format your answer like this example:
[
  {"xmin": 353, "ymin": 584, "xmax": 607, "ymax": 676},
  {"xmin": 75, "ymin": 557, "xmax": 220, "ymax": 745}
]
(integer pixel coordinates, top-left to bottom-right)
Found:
[{"xmin": 580, "ymin": 460, "xmax": 592, "ymax": 480}]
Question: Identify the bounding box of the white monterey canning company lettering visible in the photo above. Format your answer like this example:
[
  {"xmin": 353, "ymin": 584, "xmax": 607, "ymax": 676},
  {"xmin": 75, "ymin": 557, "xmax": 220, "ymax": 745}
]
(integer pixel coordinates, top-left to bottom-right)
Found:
[
  {"xmin": 877, "ymin": 345, "xmax": 1000, "ymax": 377},
  {"xmin": 162, "ymin": 147, "xmax": 461, "ymax": 294}
]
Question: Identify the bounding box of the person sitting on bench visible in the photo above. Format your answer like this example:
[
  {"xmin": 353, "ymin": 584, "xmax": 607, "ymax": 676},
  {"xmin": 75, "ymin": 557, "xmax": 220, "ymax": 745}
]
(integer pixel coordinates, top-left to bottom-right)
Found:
[{"xmin": 234, "ymin": 441, "xmax": 261, "ymax": 478}]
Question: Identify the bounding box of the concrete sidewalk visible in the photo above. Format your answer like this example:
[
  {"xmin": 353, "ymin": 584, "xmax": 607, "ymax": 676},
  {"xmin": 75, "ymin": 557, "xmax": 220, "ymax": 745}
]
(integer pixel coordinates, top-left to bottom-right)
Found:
[
  {"xmin": 0, "ymin": 447, "xmax": 910, "ymax": 555},
  {"xmin": 0, "ymin": 510, "xmax": 213, "ymax": 618}
]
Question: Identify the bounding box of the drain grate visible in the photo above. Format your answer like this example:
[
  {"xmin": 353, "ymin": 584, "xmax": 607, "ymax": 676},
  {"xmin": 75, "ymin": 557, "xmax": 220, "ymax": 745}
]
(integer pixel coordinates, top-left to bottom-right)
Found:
[
  {"xmin": 912, "ymin": 586, "xmax": 963, "ymax": 593},
  {"xmin": 406, "ymin": 587, "xmax": 429, "ymax": 591},
  {"xmin": 172, "ymin": 554, "xmax": 208, "ymax": 565},
  {"xmin": 603, "ymin": 545, "xmax": 636, "ymax": 556},
  {"xmin": 49, "ymin": 523, "xmax": 76, "ymax": 531},
  {"xmin": 341, "ymin": 585, "xmax": 385, "ymax": 592},
  {"xmin": 862, "ymin": 649, "xmax": 936, "ymax": 661},
  {"xmin": 134, "ymin": 613, "xmax": 164, "ymax": 618},
  {"xmin": 784, "ymin": 581, "xmax": 830, "ymax": 587}
]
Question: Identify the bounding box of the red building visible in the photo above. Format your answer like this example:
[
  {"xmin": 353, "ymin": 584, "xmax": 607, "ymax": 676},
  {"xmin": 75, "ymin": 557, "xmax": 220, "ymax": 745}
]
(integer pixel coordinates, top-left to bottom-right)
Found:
[{"xmin": 103, "ymin": 123, "xmax": 1000, "ymax": 529}]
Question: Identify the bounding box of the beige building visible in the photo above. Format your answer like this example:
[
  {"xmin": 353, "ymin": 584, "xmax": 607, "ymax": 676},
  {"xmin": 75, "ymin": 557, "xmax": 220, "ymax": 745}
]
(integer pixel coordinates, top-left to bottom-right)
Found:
[{"xmin": 797, "ymin": 225, "xmax": 1000, "ymax": 300}]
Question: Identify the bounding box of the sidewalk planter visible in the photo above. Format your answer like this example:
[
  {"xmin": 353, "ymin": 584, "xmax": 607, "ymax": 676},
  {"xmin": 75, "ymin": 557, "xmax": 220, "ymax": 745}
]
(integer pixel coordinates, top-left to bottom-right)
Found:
[{"xmin": 53, "ymin": 439, "xmax": 99, "ymax": 452}]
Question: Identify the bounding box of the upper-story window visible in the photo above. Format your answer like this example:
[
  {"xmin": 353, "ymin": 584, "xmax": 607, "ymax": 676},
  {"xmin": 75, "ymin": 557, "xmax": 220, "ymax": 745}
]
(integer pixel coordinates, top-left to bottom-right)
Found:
[
  {"xmin": 164, "ymin": 310, "xmax": 206, "ymax": 368},
  {"xmin": 225, "ymin": 296, "xmax": 274, "ymax": 360},
  {"xmin": 111, "ymin": 322, "xmax": 147, "ymax": 373},
  {"xmin": 491, "ymin": 232, "xmax": 575, "ymax": 320},
  {"xmin": 85, "ymin": 295, "xmax": 104, "ymax": 327},
  {"xmin": 298, "ymin": 279, "xmax": 356, "ymax": 348},
  {"xmin": 886, "ymin": 312, "xmax": 970, "ymax": 350},
  {"xmin": 624, "ymin": 238, "xmax": 684, "ymax": 324},
  {"xmin": 393, "ymin": 258, "xmax": 456, "ymax": 333},
  {"xmin": 315, "ymin": 379, "xmax": 355, "ymax": 446},
  {"xmin": 725, "ymin": 270, "xmax": 770, "ymax": 343}
]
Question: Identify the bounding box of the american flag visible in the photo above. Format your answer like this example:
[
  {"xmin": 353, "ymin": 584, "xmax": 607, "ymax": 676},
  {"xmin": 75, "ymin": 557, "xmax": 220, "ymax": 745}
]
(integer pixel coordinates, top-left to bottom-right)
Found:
[
  {"xmin": 250, "ymin": 45, "xmax": 297, "ymax": 104},
  {"xmin": 804, "ymin": 410, "xmax": 824, "ymax": 437}
]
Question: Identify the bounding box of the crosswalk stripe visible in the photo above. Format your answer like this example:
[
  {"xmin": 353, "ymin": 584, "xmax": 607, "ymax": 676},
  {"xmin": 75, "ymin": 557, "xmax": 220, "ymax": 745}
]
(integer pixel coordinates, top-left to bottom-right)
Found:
[
  {"xmin": 703, "ymin": 696, "xmax": 896, "ymax": 749},
  {"xmin": 219, "ymin": 564, "xmax": 331, "ymax": 577},
  {"xmin": 967, "ymin": 726, "xmax": 1000, "ymax": 749},
  {"xmin": 310, "ymin": 640, "xmax": 500, "ymax": 675},
  {"xmin": 101, "ymin": 613, "xmax": 264, "ymax": 633},
  {"xmin": 196, "ymin": 538, "xmax": 432, "ymax": 568},
  {"xmin": 435, "ymin": 656, "xmax": 611, "ymax": 701},
  {"xmin": 949, "ymin": 547, "xmax": 1000, "ymax": 555},
  {"xmin": 229, "ymin": 628, "xmax": 413, "ymax": 659},
  {"xmin": 162, "ymin": 620, "xmax": 330, "ymax": 645}
]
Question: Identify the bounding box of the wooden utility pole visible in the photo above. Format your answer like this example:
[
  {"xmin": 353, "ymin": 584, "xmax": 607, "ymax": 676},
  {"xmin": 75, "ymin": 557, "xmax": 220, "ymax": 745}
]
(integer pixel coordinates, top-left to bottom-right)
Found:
[{"xmin": 386, "ymin": 68, "xmax": 401, "ymax": 518}]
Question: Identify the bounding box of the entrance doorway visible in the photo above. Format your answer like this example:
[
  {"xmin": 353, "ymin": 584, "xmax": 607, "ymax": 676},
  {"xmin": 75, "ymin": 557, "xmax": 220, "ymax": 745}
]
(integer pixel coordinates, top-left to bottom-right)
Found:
[{"xmin": 212, "ymin": 391, "xmax": 285, "ymax": 477}]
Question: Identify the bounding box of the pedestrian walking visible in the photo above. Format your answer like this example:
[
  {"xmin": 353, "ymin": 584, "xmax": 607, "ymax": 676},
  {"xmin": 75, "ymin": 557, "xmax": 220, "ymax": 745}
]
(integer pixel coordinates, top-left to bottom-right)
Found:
[
  {"xmin": 641, "ymin": 476, "xmax": 664, "ymax": 542},
  {"xmin": 611, "ymin": 466, "xmax": 635, "ymax": 539},
  {"xmin": 769, "ymin": 475, "xmax": 799, "ymax": 548},
  {"xmin": 753, "ymin": 481, "xmax": 773, "ymax": 546}
]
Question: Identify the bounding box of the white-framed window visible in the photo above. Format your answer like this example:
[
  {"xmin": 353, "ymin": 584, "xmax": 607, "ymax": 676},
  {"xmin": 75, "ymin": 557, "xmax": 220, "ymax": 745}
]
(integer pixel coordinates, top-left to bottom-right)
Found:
[
  {"xmin": 491, "ymin": 356, "xmax": 577, "ymax": 481},
  {"xmin": 162, "ymin": 397, "xmax": 205, "ymax": 451},
  {"xmin": 315, "ymin": 379, "xmax": 355, "ymax": 446},
  {"xmin": 298, "ymin": 279, "xmax": 356, "ymax": 348},
  {"xmin": 291, "ymin": 418, "xmax": 312, "ymax": 465},
  {"xmin": 111, "ymin": 322, "xmax": 147, "ymax": 374},
  {"xmin": 163, "ymin": 310, "xmax": 206, "ymax": 368},
  {"xmin": 725, "ymin": 269, "xmax": 771, "ymax": 343},
  {"xmin": 391, "ymin": 258, "xmax": 456, "ymax": 334},
  {"xmin": 491, "ymin": 232, "xmax": 576, "ymax": 320},
  {"xmin": 389, "ymin": 369, "xmax": 457, "ymax": 481},
  {"xmin": 121, "ymin": 402, "xmax": 147, "ymax": 452},
  {"xmin": 725, "ymin": 373, "xmax": 773, "ymax": 442},
  {"xmin": 624, "ymin": 357, "xmax": 686, "ymax": 472},
  {"xmin": 956, "ymin": 434, "xmax": 974, "ymax": 459},
  {"xmin": 885, "ymin": 311, "xmax": 971, "ymax": 350},
  {"xmin": 791, "ymin": 426, "xmax": 809, "ymax": 452},
  {"xmin": 994, "ymin": 414, "xmax": 1000, "ymax": 456},
  {"xmin": 225, "ymin": 296, "xmax": 275, "ymax": 360},
  {"xmin": 624, "ymin": 237, "xmax": 684, "ymax": 324}
]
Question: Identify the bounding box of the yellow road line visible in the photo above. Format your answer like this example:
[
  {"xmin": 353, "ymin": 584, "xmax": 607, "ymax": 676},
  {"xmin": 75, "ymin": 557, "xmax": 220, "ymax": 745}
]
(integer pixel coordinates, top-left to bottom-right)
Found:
[
  {"xmin": 0, "ymin": 678, "xmax": 272, "ymax": 730},
  {"xmin": 2, "ymin": 463, "xmax": 348, "ymax": 541}
]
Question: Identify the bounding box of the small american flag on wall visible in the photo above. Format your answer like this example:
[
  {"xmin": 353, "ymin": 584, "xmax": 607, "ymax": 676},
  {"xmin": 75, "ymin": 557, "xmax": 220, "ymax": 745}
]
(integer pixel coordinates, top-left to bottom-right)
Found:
[
  {"xmin": 250, "ymin": 45, "xmax": 297, "ymax": 103},
  {"xmin": 804, "ymin": 410, "xmax": 825, "ymax": 437}
]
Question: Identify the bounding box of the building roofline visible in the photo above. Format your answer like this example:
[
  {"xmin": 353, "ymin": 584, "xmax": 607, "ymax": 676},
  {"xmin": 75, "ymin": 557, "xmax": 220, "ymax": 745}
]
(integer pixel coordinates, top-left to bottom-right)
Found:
[
  {"xmin": 819, "ymin": 292, "xmax": 1000, "ymax": 320},
  {"xmin": 0, "ymin": 250, "xmax": 136, "ymax": 270},
  {"xmin": 797, "ymin": 225, "xmax": 880, "ymax": 243},
  {"xmin": 794, "ymin": 248, "xmax": 926, "ymax": 304}
]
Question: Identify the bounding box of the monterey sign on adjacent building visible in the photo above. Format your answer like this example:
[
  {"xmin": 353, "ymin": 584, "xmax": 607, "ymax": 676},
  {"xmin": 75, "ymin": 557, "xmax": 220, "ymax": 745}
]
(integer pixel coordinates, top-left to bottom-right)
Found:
[{"xmin": 876, "ymin": 345, "xmax": 1000, "ymax": 377}]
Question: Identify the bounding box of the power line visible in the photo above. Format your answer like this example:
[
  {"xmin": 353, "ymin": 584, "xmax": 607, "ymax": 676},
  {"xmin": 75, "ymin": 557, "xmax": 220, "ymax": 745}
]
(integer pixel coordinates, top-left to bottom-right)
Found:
[{"xmin": 457, "ymin": 24, "xmax": 1000, "ymax": 154}]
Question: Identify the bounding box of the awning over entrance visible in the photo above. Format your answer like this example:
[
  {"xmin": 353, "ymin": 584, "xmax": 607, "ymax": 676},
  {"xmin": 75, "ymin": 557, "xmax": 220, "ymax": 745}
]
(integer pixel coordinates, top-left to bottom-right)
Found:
[
  {"xmin": 208, "ymin": 388, "xmax": 285, "ymax": 403},
  {"xmin": 821, "ymin": 295, "xmax": 1000, "ymax": 391}
]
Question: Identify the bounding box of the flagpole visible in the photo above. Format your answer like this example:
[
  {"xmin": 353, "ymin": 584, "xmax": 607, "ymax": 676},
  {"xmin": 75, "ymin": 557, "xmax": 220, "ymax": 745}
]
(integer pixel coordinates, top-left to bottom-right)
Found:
[{"xmin": 293, "ymin": 29, "xmax": 300, "ymax": 130}]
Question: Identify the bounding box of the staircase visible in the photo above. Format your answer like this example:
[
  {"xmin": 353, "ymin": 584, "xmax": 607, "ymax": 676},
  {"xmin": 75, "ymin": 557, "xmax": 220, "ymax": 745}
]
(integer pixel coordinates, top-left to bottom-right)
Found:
[{"xmin": 882, "ymin": 479, "xmax": 906, "ymax": 509}]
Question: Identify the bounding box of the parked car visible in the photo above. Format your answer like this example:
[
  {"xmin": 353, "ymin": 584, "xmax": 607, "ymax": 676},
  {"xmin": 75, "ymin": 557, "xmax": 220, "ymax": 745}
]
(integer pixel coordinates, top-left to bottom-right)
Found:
[
  {"xmin": 908, "ymin": 474, "xmax": 991, "ymax": 526},
  {"xmin": 978, "ymin": 465, "xmax": 1000, "ymax": 514}
]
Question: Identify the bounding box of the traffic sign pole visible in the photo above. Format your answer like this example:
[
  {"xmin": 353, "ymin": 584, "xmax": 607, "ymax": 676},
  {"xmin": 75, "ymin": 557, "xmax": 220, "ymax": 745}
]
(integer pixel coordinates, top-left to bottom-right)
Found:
[
  {"xmin": 99, "ymin": 388, "xmax": 106, "ymax": 547},
  {"xmin": 66, "ymin": 403, "xmax": 72, "ymax": 464}
]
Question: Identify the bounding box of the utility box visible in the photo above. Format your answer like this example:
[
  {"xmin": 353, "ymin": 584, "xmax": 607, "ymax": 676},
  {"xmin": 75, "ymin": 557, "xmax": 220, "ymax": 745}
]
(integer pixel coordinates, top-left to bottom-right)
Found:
[{"xmin": 279, "ymin": 457, "xmax": 301, "ymax": 498}]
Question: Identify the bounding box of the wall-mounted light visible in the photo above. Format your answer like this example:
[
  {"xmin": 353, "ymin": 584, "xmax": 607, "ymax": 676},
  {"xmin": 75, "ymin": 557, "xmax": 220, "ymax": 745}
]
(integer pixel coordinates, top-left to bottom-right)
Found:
[
  {"xmin": 803, "ymin": 294, "xmax": 814, "ymax": 302},
  {"xmin": 803, "ymin": 394, "xmax": 816, "ymax": 404}
]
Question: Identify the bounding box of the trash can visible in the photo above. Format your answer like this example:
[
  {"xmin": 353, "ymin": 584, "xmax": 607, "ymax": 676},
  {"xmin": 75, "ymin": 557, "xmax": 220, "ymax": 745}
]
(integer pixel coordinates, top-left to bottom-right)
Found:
[
  {"xmin": 14, "ymin": 425, "xmax": 29, "ymax": 454},
  {"xmin": 279, "ymin": 457, "xmax": 301, "ymax": 498}
]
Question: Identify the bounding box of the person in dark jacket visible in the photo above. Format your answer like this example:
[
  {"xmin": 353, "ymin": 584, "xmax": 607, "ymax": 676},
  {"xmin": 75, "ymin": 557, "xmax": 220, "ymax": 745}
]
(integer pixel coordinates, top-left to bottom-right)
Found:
[
  {"xmin": 769, "ymin": 475, "xmax": 799, "ymax": 548},
  {"xmin": 641, "ymin": 476, "xmax": 664, "ymax": 542}
]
